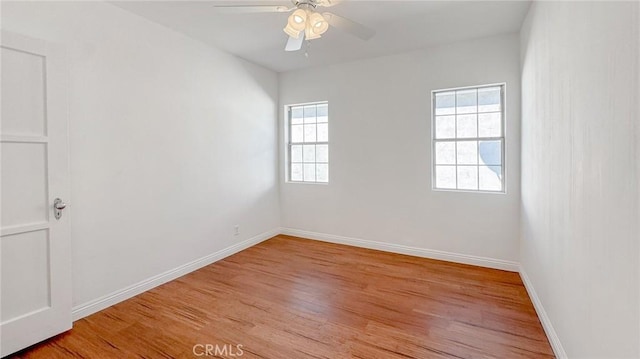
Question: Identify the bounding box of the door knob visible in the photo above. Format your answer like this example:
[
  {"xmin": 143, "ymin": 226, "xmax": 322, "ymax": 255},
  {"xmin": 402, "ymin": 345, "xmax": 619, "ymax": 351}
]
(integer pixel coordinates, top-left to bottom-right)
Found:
[{"xmin": 53, "ymin": 198, "xmax": 66, "ymax": 220}]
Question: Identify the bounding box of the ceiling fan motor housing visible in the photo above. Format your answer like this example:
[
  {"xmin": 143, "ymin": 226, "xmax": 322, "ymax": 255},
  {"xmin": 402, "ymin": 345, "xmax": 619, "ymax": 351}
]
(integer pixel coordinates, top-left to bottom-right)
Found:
[{"xmin": 292, "ymin": 0, "xmax": 323, "ymax": 10}]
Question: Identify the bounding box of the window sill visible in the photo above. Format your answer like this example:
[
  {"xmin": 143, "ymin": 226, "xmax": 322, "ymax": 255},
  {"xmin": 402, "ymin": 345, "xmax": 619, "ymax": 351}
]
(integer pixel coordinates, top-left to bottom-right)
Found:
[
  {"xmin": 432, "ymin": 188, "xmax": 507, "ymax": 195},
  {"xmin": 285, "ymin": 181, "xmax": 329, "ymax": 186}
]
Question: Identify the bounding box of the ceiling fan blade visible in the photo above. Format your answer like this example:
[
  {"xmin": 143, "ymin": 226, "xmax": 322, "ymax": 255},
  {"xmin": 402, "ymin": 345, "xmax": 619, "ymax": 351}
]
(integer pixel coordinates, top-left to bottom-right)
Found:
[
  {"xmin": 213, "ymin": 5, "xmax": 292, "ymax": 13},
  {"xmin": 316, "ymin": 0, "xmax": 344, "ymax": 7},
  {"xmin": 322, "ymin": 12, "xmax": 375, "ymax": 40},
  {"xmin": 285, "ymin": 33, "xmax": 305, "ymax": 52}
]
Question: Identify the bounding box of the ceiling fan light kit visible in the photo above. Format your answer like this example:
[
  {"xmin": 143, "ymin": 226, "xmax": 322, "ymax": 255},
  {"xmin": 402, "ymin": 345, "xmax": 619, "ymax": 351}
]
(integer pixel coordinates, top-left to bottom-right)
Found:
[{"xmin": 283, "ymin": 8, "xmax": 329, "ymax": 40}]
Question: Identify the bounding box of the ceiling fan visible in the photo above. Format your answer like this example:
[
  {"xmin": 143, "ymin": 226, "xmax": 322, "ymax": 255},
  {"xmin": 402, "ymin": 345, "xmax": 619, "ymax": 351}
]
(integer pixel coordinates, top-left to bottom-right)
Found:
[{"xmin": 214, "ymin": 0, "xmax": 375, "ymax": 52}]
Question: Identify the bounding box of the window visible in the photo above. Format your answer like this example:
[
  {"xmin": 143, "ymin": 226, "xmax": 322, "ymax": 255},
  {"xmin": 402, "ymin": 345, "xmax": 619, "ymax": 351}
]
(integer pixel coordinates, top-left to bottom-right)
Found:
[
  {"xmin": 287, "ymin": 102, "xmax": 328, "ymax": 183},
  {"xmin": 432, "ymin": 84, "xmax": 505, "ymax": 192}
]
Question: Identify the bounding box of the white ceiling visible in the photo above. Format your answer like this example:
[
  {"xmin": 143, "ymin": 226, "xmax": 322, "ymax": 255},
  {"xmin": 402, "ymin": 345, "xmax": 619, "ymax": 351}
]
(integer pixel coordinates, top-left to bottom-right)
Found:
[{"xmin": 111, "ymin": 0, "xmax": 531, "ymax": 73}]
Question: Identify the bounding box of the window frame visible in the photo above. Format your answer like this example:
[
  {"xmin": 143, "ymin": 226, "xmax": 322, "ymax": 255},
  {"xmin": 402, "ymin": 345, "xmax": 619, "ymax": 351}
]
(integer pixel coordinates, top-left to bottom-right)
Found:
[
  {"xmin": 431, "ymin": 83, "xmax": 507, "ymax": 194},
  {"xmin": 285, "ymin": 101, "xmax": 329, "ymax": 184}
]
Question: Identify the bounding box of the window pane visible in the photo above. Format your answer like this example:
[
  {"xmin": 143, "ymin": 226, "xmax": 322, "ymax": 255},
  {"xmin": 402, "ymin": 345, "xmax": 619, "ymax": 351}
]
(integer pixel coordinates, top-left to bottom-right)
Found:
[
  {"xmin": 435, "ymin": 166, "xmax": 456, "ymax": 189},
  {"xmin": 456, "ymin": 89, "xmax": 477, "ymax": 114},
  {"xmin": 291, "ymin": 124, "xmax": 303, "ymax": 143},
  {"xmin": 303, "ymin": 163, "xmax": 316, "ymax": 182},
  {"xmin": 435, "ymin": 115, "xmax": 455, "ymax": 139},
  {"xmin": 435, "ymin": 92, "xmax": 455, "ymax": 115},
  {"xmin": 291, "ymin": 107, "xmax": 304, "ymax": 125},
  {"xmin": 290, "ymin": 145, "xmax": 302, "ymax": 162},
  {"xmin": 479, "ymin": 165, "xmax": 502, "ymax": 191},
  {"xmin": 479, "ymin": 140, "xmax": 502, "ymax": 165},
  {"xmin": 456, "ymin": 114, "xmax": 477, "ymax": 138},
  {"xmin": 317, "ymin": 123, "xmax": 328, "ymax": 142},
  {"xmin": 435, "ymin": 142, "xmax": 455, "ymax": 165},
  {"xmin": 478, "ymin": 112, "xmax": 501, "ymax": 137},
  {"xmin": 304, "ymin": 124, "xmax": 316, "ymax": 142},
  {"xmin": 457, "ymin": 141, "xmax": 478, "ymax": 165},
  {"xmin": 316, "ymin": 164, "xmax": 328, "ymax": 183},
  {"xmin": 317, "ymin": 104, "xmax": 328, "ymax": 122},
  {"xmin": 457, "ymin": 166, "xmax": 478, "ymax": 190},
  {"xmin": 478, "ymin": 87, "xmax": 501, "ymax": 113},
  {"xmin": 303, "ymin": 144, "xmax": 315, "ymax": 163},
  {"xmin": 304, "ymin": 105, "xmax": 316, "ymax": 123},
  {"xmin": 291, "ymin": 163, "xmax": 303, "ymax": 181},
  {"xmin": 316, "ymin": 144, "xmax": 328, "ymax": 163}
]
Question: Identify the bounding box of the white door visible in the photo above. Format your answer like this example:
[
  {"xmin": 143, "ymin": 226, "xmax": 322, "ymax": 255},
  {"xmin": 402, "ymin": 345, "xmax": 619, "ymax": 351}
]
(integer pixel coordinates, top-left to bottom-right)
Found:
[{"xmin": 1, "ymin": 30, "xmax": 71, "ymax": 356}]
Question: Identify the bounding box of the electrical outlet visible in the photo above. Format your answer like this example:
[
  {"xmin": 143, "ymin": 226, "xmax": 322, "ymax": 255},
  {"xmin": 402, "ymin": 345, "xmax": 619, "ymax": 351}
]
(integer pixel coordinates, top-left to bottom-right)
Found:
[{"xmin": 234, "ymin": 225, "xmax": 240, "ymax": 236}]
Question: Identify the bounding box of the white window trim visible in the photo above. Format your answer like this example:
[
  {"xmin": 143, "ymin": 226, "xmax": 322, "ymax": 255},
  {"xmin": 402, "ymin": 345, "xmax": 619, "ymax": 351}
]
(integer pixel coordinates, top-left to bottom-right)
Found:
[
  {"xmin": 431, "ymin": 83, "xmax": 507, "ymax": 194},
  {"xmin": 285, "ymin": 101, "xmax": 329, "ymax": 184}
]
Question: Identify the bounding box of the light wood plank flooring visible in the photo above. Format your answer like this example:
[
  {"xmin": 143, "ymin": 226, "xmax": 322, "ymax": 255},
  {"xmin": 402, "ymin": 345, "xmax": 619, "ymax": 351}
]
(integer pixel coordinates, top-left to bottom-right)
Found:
[{"xmin": 11, "ymin": 235, "xmax": 554, "ymax": 358}]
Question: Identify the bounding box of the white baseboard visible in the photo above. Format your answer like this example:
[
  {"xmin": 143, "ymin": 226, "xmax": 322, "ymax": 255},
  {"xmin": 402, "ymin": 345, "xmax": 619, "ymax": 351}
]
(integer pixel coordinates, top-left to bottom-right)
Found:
[
  {"xmin": 279, "ymin": 227, "xmax": 520, "ymax": 272},
  {"xmin": 519, "ymin": 266, "xmax": 567, "ymax": 359},
  {"xmin": 71, "ymin": 228, "xmax": 280, "ymax": 321}
]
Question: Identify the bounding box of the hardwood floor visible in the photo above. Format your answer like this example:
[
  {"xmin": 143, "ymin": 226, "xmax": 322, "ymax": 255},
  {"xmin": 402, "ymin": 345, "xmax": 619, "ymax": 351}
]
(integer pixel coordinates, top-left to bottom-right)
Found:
[{"xmin": 11, "ymin": 235, "xmax": 554, "ymax": 358}]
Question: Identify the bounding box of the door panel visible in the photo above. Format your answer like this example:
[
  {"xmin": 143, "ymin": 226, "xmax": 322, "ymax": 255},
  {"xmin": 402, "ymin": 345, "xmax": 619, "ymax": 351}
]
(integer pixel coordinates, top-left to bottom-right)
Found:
[
  {"xmin": 1, "ymin": 30, "xmax": 71, "ymax": 357},
  {"xmin": 1, "ymin": 230, "xmax": 51, "ymax": 322},
  {"xmin": 1, "ymin": 46, "xmax": 46, "ymax": 136},
  {"xmin": 1, "ymin": 142, "xmax": 49, "ymax": 227}
]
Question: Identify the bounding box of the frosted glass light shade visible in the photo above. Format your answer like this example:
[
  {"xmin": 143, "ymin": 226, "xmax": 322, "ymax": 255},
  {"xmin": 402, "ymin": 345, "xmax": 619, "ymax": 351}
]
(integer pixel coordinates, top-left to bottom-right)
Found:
[
  {"xmin": 305, "ymin": 25, "xmax": 322, "ymax": 40},
  {"xmin": 284, "ymin": 24, "xmax": 301, "ymax": 38},
  {"xmin": 309, "ymin": 12, "xmax": 329, "ymax": 35},
  {"xmin": 288, "ymin": 9, "xmax": 307, "ymax": 31}
]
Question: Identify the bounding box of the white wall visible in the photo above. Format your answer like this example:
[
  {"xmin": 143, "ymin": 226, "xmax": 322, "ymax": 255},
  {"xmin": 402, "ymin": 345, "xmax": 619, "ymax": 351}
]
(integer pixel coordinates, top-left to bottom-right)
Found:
[
  {"xmin": 1, "ymin": 1, "xmax": 280, "ymax": 308},
  {"xmin": 279, "ymin": 34, "xmax": 521, "ymax": 263},
  {"xmin": 520, "ymin": 2, "xmax": 639, "ymax": 357}
]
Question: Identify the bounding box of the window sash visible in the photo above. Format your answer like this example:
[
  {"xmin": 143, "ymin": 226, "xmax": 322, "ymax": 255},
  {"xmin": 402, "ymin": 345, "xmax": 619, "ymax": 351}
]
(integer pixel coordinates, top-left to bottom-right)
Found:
[
  {"xmin": 431, "ymin": 84, "xmax": 505, "ymax": 193},
  {"xmin": 287, "ymin": 102, "xmax": 328, "ymax": 183}
]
